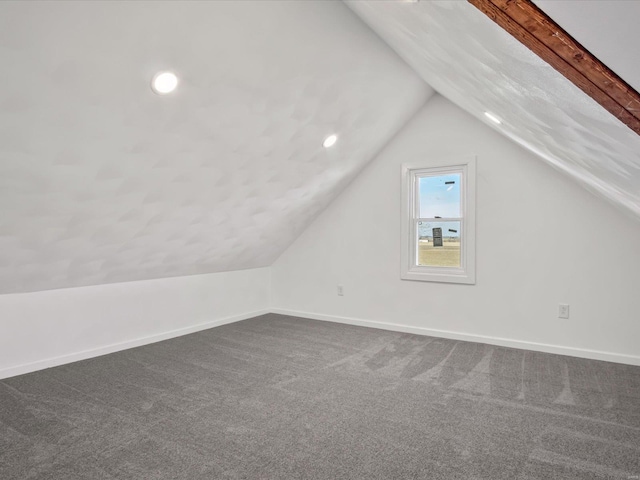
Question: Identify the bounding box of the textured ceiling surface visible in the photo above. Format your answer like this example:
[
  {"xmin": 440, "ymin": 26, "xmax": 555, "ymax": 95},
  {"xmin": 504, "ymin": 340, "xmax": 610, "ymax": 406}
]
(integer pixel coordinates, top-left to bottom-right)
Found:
[
  {"xmin": 347, "ymin": 0, "xmax": 640, "ymax": 222},
  {"xmin": 0, "ymin": 1, "xmax": 430, "ymax": 293}
]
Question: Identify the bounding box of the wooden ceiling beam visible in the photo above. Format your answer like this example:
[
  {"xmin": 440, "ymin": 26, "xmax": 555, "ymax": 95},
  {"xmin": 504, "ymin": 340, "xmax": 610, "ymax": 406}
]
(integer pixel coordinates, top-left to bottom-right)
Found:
[{"xmin": 468, "ymin": 0, "xmax": 640, "ymax": 136}]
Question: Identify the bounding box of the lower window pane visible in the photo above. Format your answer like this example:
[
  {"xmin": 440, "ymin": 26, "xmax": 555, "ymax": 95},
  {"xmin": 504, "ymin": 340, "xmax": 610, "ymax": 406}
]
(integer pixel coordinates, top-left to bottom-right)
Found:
[{"xmin": 417, "ymin": 221, "xmax": 461, "ymax": 267}]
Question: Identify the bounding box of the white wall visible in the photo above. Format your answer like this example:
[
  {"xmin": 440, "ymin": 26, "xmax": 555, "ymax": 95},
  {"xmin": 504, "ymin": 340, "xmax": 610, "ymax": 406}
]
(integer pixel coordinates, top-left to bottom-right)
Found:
[
  {"xmin": 0, "ymin": 267, "xmax": 269, "ymax": 379},
  {"xmin": 4, "ymin": 94, "xmax": 640, "ymax": 378},
  {"xmin": 271, "ymin": 94, "xmax": 640, "ymax": 365}
]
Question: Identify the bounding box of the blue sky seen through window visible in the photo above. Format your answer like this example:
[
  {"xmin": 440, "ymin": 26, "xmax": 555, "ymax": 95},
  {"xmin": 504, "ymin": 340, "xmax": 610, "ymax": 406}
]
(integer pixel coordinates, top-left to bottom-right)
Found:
[{"xmin": 418, "ymin": 173, "xmax": 461, "ymax": 219}]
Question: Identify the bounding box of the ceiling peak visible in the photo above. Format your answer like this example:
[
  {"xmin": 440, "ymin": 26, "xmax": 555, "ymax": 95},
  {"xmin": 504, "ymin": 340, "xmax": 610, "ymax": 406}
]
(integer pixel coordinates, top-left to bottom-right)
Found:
[{"xmin": 468, "ymin": 0, "xmax": 640, "ymax": 136}]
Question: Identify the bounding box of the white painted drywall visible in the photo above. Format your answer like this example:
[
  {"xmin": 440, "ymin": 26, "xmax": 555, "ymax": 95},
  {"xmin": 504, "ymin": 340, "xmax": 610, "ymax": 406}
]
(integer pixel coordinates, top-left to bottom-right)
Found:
[
  {"xmin": 0, "ymin": 267, "xmax": 269, "ymax": 379},
  {"xmin": 0, "ymin": 0, "xmax": 429, "ymax": 294},
  {"xmin": 347, "ymin": 0, "xmax": 640, "ymax": 223},
  {"xmin": 271, "ymin": 95, "xmax": 640, "ymax": 365}
]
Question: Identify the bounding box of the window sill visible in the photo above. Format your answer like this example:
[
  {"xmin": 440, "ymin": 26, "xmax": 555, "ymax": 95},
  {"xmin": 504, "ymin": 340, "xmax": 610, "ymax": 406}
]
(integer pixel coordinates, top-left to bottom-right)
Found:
[{"xmin": 401, "ymin": 268, "xmax": 475, "ymax": 285}]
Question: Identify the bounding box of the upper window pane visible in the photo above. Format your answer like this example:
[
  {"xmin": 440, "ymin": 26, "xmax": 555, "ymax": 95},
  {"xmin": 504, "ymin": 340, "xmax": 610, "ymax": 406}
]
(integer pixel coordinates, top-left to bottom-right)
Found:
[{"xmin": 418, "ymin": 173, "xmax": 461, "ymax": 219}]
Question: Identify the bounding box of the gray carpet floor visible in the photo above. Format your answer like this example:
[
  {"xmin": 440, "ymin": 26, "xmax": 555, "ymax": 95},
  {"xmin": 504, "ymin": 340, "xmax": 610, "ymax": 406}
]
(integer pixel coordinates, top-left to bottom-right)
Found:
[{"xmin": 1, "ymin": 313, "xmax": 639, "ymax": 479}]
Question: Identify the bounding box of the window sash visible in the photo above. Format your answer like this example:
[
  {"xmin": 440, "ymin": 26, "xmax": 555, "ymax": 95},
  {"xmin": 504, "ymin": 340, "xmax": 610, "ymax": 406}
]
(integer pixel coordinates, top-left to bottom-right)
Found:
[
  {"xmin": 412, "ymin": 220, "xmax": 465, "ymax": 272},
  {"xmin": 413, "ymin": 169, "xmax": 465, "ymax": 221},
  {"xmin": 401, "ymin": 157, "xmax": 476, "ymax": 285},
  {"xmin": 415, "ymin": 217, "xmax": 462, "ymax": 222},
  {"xmin": 410, "ymin": 167, "xmax": 466, "ymax": 271}
]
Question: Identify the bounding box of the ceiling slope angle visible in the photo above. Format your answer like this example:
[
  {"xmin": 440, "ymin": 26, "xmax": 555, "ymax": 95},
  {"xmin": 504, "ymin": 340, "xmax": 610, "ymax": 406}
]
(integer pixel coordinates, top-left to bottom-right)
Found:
[
  {"xmin": 346, "ymin": 0, "xmax": 640, "ymax": 221},
  {"xmin": 0, "ymin": 1, "xmax": 431, "ymax": 294},
  {"xmin": 533, "ymin": 0, "xmax": 640, "ymax": 94}
]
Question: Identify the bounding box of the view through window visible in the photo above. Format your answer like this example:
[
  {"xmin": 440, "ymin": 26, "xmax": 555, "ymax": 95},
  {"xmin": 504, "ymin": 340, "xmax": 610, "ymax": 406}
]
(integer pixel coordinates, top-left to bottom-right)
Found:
[
  {"xmin": 417, "ymin": 173, "xmax": 461, "ymax": 268},
  {"xmin": 401, "ymin": 157, "xmax": 476, "ymax": 284}
]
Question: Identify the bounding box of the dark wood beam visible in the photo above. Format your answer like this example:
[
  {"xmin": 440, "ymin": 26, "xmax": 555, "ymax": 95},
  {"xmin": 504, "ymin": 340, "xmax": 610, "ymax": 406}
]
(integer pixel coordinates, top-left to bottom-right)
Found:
[{"xmin": 468, "ymin": 0, "xmax": 640, "ymax": 136}]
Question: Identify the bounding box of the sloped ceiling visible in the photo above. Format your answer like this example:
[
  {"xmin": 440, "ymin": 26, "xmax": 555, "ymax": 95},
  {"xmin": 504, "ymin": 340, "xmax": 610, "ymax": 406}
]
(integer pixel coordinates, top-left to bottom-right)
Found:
[
  {"xmin": 534, "ymin": 0, "xmax": 640, "ymax": 93},
  {"xmin": 347, "ymin": 1, "xmax": 640, "ymax": 221},
  {"xmin": 0, "ymin": 1, "xmax": 430, "ymax": 293}
]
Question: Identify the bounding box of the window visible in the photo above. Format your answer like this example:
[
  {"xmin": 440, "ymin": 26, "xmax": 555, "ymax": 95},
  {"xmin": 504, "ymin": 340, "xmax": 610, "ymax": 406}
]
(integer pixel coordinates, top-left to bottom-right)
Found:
[{"xmin": 401, "ymin": 157, "xmax": 476, "ymax": 284}]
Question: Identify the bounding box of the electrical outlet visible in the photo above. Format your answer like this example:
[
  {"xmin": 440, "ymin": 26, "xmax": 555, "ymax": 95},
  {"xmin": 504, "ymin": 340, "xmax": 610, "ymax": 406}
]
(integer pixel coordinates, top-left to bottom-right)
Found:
[
  {"xmin": 337, "ymin": 285, "xmax": 344, "ymax": 296},
  {"xmin": 558, "ymin": 304, "xmax": 570, "ymax": 319}
]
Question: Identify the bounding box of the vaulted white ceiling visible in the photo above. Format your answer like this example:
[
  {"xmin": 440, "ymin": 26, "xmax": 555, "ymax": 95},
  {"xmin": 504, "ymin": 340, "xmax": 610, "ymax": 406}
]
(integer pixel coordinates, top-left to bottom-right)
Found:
[
  {"xmin": 0, "ymin": 1, "xmax": 430, "ymax": 293},
  {"xmin": 3, "ymin": 0, "xmax": 639, "ymax": 295},
  {"xmin": 347, "ymin": 0, "xmax": 640, "ymax": 221}
]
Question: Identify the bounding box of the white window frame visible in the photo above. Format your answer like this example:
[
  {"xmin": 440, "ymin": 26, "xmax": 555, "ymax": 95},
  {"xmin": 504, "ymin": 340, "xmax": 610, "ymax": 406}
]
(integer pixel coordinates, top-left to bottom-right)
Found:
[{"xmin": 401, "ymin": 156, "xmax": 476, "ymax": 284}]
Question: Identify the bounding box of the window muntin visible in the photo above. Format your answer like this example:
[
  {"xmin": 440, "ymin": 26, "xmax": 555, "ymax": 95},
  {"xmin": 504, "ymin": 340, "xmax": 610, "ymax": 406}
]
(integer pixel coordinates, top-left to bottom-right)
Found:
[{"xmin": 401, "ymin": 158, "xmax": 476, "ymax": 284}]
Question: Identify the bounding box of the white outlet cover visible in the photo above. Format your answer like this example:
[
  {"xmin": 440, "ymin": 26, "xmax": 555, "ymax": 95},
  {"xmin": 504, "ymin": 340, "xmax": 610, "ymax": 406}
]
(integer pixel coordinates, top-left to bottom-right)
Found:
[{"xmin": 559, "ymin": 304, "xmax": 570, "ymax": 319}]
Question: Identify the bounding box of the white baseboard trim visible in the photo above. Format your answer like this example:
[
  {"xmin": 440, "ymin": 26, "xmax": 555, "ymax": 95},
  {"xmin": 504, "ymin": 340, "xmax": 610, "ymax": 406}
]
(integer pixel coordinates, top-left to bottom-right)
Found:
[
  {"xmin": 270, "ymin": 308, "xmax": 640, "ymax": 366},
  {"xmin": 0, "ymin": 308, "xmax": 269, "ymax": 380},
  {"xmin": 3, "ymin": 306, "xmax": 638, "ymax": 379}
]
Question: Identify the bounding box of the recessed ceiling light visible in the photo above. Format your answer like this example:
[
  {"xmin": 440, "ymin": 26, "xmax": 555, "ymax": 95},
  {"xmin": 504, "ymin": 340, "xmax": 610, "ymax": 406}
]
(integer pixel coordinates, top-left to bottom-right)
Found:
[
  {"xmin": 151, "ymin": 71, "xmax": 178, "ymax": 95},
  {"xmin": 323, "ymin": 134, "xmax": 338, "ymax": 148},
  {"xmin": 484, "ymin": 112, "xmax": 502, "ymax": 124}
]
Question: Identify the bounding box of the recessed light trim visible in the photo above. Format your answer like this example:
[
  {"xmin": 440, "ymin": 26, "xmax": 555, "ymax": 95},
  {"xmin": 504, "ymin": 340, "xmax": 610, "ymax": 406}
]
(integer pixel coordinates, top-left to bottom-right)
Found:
[
  {"xmin": 151, "ymin": 71, "xmax": 178, "ymax": 95},
  {"xmin": 484, "ymin": 111, "xmax": 502, "ymax": 124},
  {"xmin": 323, "ymin": 134, "xmax": 338, "ymax": 148}
]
